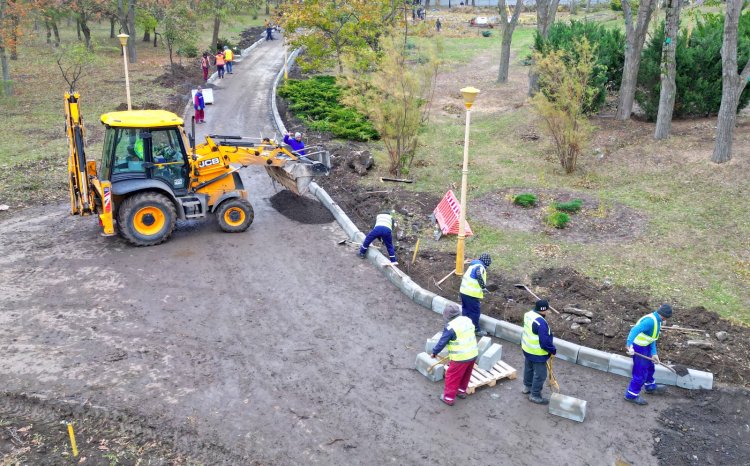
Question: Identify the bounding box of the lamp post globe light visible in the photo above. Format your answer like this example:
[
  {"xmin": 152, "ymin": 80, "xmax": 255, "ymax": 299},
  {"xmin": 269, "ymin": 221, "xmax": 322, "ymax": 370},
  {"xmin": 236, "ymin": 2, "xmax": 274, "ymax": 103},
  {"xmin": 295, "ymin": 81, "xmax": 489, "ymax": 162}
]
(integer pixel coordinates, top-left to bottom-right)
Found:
[
  {"xmin": 455, "ymin": 86, "xmax": 480, "ymax": 276},
  {"xmin": 117, "ymin": 33, "xmax": 132, "ymax": 111}
]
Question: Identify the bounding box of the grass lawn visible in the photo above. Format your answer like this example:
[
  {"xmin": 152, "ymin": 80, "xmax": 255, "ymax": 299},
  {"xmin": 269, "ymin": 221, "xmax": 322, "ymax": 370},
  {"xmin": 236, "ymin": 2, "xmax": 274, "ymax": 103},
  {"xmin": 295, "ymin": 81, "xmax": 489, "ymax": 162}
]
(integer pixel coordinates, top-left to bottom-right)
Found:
[{"xmin": 0, "ymin": 13, "xmax": 267, "ymax": 208}]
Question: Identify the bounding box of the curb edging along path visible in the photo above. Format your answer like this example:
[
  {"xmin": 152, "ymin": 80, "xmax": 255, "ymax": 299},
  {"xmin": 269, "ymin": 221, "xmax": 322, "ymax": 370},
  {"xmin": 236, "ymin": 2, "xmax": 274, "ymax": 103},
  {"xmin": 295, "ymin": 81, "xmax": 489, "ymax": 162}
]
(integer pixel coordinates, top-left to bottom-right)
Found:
[{"xmin": 270, "ymin": 50, "xmax": 713, "ymax": 392}]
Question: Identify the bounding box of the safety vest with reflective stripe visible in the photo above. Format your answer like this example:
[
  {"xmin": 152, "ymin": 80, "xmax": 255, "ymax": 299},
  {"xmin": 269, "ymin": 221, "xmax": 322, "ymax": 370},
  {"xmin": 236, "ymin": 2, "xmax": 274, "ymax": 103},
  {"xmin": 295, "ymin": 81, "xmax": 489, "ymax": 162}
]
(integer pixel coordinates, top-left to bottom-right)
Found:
[
  {"xmin": 215, "ymin": 53, "xmax": 225, "ymax": 65},
  {"xmin": 459, "ymin": 261, "xmax": 485, "ymax": 299},
  {"xmin": 132, "ymin": 138, "xmax": 144, "ymax": 160},
  {"xmin": 521, "ymin": 311, "xmax": 550, "ymax": 356},
  {"xmin": 446, "ymin": 316, "xmax": 479, "ymax": 362},
  {"xmin": 224, "ymin": 49, "xmax": 233, "ymax": 61},
  {"xmin": 633, "ymin": 313, "xmax": 660, "ymax": 347},
  {"xmin": 375, "ymin": 213, "xmax": 392, "ymax": 230}
]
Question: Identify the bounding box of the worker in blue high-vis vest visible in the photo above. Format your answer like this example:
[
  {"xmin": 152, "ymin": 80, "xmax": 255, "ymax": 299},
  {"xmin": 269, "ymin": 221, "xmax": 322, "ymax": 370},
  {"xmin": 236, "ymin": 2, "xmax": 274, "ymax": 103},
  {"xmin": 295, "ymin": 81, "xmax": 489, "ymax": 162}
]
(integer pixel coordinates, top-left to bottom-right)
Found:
[
  {"xmin": 624, "ymin": 304, "xmax": 673, "ymax": 406},
  {"xmin": 459, "ymin": 253, "xmax": 491, "ymax": 336},
  {"xmin": 359, "ymin": 211, "xmax": 398, "ymax": 264}
]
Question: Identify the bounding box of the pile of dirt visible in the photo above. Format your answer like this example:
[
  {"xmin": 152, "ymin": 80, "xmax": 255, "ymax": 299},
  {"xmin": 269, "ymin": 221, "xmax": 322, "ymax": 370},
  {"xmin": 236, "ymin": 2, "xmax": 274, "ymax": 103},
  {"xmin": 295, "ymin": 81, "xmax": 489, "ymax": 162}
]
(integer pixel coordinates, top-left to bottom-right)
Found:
[
  {"xmin": 653, "ymin": 387, "xmax": 750, "ymax": 465},
  {"xmin": 153, "ymin": 64, "xmax": 207, "ymax": 113},
  {"xmin": 405, "ymin": 252, "xmax": 750, "ymax": 385},
  {"xmin": 0, "ymin": 393, "xmax": 252, "ymax": 464},
  {"xmin": 238, "ymin": 26, "xmax": 267, "ymax": 49},
  {"xmin": 269, "ymin": 190, "xmax": 334, "ymax": 224}
]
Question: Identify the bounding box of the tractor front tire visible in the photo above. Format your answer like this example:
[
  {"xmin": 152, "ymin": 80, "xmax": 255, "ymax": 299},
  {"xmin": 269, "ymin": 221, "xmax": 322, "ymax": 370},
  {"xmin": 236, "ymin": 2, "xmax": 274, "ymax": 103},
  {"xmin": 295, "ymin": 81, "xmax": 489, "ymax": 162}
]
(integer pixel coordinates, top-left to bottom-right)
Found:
[
  {"xmin": 118, "ymin": 192, "xmax": 177, "ymax": 246},
  {"xmin": 216, "ymin": 198, "xmax": 254, "ymax": 233}
]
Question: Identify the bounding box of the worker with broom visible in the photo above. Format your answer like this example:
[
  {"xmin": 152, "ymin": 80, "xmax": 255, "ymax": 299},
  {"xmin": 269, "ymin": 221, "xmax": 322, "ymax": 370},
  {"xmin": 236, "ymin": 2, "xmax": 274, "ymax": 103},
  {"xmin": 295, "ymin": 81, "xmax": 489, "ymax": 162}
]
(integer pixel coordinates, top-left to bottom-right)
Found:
[
  {"xmin": 521, "ymin": 299, "xmax": 557, "ymax": 405},
  {"xmin": 431, "ymin": 304, "xmax": 479, "ymax": 406},
  {"xmin": 358, "ymin": 210, "xmax": 398, "ymax": 264},
  {"xmin": 459, "ymin": 253, "xmax": 492, "ymax": 336},
  {"xmin": 624, "ymin": 304, "xmax": 672, "ymax": 406}
]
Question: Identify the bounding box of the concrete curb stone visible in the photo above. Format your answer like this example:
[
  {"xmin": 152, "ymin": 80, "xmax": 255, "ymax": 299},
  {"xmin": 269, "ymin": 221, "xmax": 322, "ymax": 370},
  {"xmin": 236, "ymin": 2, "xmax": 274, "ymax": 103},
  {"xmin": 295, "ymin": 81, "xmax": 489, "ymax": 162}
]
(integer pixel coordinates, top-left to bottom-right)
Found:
[
  {"xmin": 576, "ymin": 346, "xmax": 611, "ymax": 372},
  {"xmin": 607, "ymin": 354, "xmax": 634, "ymax": 378},
  {"xmin": 478, "ymin": 343, "xmax": 503, "ymax": 371},
  {"xmin": 676, "ymin": 369, "xmax": 713, "ymax": 390},
  {"xmin": 494, "ymin": 321, "xmax": 523, "ymax": 345},
  {"xmin": 415, "ymin": 352, "xmax": 444, "ymax": 382},
  {"xmin": 554, "ymin": 339, "xmax": 582, "ymax": 364}
]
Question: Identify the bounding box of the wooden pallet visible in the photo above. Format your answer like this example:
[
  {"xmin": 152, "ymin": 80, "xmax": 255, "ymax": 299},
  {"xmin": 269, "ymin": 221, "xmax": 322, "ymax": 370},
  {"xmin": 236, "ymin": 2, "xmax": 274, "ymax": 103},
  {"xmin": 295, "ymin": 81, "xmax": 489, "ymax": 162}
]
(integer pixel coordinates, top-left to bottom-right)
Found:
[{"xmin": 466, "ymin": 360, "xmax": 517, "ymax": 395}]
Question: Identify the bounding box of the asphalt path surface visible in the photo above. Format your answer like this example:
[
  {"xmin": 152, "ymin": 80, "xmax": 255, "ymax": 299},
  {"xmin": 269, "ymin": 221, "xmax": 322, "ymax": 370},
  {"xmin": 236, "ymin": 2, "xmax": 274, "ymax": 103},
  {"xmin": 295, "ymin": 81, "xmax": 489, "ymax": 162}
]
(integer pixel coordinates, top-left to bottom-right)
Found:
[{"xmin": 0, "ymin": 37, "xmax": 673, "ymax": 465}]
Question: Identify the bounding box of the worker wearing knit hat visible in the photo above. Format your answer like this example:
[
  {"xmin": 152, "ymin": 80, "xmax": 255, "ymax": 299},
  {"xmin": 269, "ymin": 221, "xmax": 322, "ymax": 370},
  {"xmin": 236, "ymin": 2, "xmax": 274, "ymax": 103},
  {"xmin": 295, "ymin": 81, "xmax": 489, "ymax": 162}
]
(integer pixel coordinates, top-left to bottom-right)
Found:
[
  {"xmin": 431, "ymin": 303, "xmax": 479, "ymax": 406},
  {"xmin": 624, "ymin": 303, "xmax": 673, "ymax": 405},
  {"xmin": 521, "ymin": 299, "xmax": 557, "ymax": 404}
]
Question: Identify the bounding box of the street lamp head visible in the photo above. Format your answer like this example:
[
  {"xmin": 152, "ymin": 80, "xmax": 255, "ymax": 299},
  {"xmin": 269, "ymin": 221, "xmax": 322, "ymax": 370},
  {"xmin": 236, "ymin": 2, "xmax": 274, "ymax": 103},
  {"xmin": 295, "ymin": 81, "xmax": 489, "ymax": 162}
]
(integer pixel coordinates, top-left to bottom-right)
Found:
[
  {"xmin": 117, "ymin": 33, "xmax": 129, "ymax": 47},
  {"xmin": 460, "ymin": 86, "xmax": 480, "ymax": 109}
]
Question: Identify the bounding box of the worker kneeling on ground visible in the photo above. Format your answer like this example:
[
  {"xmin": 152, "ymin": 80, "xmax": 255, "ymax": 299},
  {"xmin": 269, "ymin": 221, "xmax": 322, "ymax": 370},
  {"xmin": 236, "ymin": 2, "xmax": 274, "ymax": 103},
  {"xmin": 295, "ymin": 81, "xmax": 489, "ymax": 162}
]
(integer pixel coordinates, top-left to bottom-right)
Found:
[
  {"xmin": 521, "ymin": 299, "xmax": 557, "ymax": 405},
  {"xmin": 431, "ymin": 304, "xmax": 479, "ymax": 406},
  {"xmin": 625, "ymin": 303, "xmax": 672, "ymax": 405},
  {"xmin": 358, "ymin": 210, "xmax": 398, "ymax": 264},
  {"xmin": 459, "ymin": 253, "xmax": 491, "ymax": 336}
]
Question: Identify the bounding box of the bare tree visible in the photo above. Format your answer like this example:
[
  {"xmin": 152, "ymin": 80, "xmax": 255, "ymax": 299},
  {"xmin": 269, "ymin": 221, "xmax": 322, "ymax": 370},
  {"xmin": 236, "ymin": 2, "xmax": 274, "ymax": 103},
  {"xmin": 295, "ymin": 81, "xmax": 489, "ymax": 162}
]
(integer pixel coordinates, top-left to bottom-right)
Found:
[
  {"xmin": 117, "ymin": 0, "xmax": 137, "ymax": 63},
  {"xmin": 529, "ymin": 0, "xmax": 561, "ymax": 95},
  {"xmin": 615, "ymin": 0, "xmax": 657, "ymax": 120},
  {"xmin": 497, "ymin": 0, "xmax": 524, "ymax": 83},
  {"xmin": 0, "ymin": 0, "xmax": 11, "ymax": 96},
  {"xmin": 653, "ymin": 0, "xmax": 681, "ymax": 139},
  {"xmin": 711, "ymin": 0, "xmax": 750, "ymax": 163}
]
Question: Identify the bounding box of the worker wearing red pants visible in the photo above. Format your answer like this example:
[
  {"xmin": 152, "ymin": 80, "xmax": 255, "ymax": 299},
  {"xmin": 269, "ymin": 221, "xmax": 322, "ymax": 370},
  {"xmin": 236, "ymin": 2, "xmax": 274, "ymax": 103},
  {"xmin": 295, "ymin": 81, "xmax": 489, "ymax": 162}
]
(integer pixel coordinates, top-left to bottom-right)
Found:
[{"xmin": 431, "ymin": 304, "xmax": 479, "ymax": 406}]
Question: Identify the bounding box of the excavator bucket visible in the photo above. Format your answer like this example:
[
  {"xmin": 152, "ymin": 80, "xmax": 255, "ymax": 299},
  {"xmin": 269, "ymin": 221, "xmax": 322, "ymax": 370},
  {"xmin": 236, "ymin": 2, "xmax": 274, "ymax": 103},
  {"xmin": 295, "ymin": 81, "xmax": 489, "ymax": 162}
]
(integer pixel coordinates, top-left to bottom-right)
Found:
[{"xmin": 265, "ymin": 159, "xmax": 329, "ymax": 195}]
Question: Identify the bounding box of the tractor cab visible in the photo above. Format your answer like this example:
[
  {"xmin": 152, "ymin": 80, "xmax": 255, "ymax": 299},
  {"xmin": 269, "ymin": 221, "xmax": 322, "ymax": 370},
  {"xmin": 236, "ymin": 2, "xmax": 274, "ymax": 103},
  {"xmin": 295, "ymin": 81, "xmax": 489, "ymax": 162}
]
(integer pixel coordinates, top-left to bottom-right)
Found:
[{"xmin": 99, "ymin": 110, "xmax": 191, "ymax": 195}]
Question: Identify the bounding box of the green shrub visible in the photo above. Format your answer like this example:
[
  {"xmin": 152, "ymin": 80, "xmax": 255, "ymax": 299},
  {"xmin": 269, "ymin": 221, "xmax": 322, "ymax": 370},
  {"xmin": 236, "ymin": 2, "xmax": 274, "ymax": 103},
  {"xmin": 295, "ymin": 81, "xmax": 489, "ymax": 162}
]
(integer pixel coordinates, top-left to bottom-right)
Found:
[
  {"xmin": 636, "ymin": 12, "xmax": 750, "ymax": 121},
  {"xmin": 610, "ymin": 0, "xmax": 638, "ymax": 11},
  {"xmin": 553, "ymin": 199, "xmax": 584, "ymax": 213},
  {"xmin": 545, "ymin": 211, "xmax": 570, "ymax": 229},
  {"xmin": 482, "ymin": 30, "xmax": 492, "ymax": 37},
  {"xmin": 176, "ymin": 44, "xmax": 198, "ymax": 59},
  {"xmin": 277, "ymin": 76, "xmax": 378, "ymax": 141},
  {"xmin": 216, "ymin": 38, "xmax": 236, "ymax": 51},
  {"xmin": 513, "ymin": 193, "xmax": 538, "ymax": 207},
  {"xmin": 534, "ymin": 21, "xmax": 625, "ymax": 114}
]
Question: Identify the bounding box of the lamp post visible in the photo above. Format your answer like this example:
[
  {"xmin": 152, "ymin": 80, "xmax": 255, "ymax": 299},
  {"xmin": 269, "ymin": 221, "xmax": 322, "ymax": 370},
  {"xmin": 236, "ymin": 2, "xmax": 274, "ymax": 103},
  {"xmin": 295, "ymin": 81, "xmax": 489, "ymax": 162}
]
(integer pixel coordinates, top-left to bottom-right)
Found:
[
  {"xmin": 455, "ymin": 86, "xmax": 480, "ymax": 276},
  {"xmin": 117, "ymin": 33, "xmax": 132, "ymax": 111},
  {"xmin": 283, "ymin": 39, "xmax": 288, "ymax": 80}
]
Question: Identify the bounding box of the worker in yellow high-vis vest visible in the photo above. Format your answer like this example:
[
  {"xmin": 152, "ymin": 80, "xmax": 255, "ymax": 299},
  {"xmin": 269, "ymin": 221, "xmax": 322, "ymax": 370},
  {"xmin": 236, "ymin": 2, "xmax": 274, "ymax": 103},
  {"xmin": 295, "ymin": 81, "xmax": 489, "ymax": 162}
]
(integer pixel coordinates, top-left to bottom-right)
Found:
[
  {"xmin": 431, "ymin": 303, "xmax": 479, "ymax": 406},
  {"xmin": 521, "ymin": 299, "xmax": 557, "ymax": 405},
  {"xmin": 459, "ymin": 253, "xmax": 491, "ymax": 336},
  {"xmin": 223, "ymin": 46, "xmax": 234, "ymax": 74}
]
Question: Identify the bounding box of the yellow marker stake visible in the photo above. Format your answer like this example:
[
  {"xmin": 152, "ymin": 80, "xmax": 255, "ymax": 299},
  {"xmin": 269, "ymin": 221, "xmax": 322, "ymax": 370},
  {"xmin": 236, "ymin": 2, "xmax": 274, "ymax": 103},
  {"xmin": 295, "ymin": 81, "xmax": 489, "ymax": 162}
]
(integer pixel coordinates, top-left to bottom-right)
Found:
[
  {"xmin": 411, "ymin": 238, "xmax": 420, "ymax": 265},
  {"xmin": 66, "ymin": 422, "xmax": 78, "ymax": 457}
]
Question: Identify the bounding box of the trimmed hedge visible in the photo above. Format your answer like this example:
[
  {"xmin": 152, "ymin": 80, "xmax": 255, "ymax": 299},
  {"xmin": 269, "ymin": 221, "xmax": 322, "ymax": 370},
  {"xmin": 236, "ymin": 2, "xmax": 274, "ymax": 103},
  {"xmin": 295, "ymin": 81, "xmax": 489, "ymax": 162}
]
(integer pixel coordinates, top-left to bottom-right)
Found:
[
  {"xmin": 636, "ymin": 12, "xmax": 750, "ymax": 121},
  {"xmin": 534, "ymin": 20, "xmax": 625, "ymax": 114},
  {"xmin": 277, "ymin": 76, "xmax": 378, "ymax": 141}
]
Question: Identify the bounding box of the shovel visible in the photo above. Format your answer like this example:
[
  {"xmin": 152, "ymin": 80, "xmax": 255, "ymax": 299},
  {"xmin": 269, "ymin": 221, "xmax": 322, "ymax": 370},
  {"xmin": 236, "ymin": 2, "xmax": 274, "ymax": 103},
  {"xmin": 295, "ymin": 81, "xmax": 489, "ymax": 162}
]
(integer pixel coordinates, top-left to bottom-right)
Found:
[
  {"xmin": 427, "ymin": 355, "xmax": 449, "ymax": 373},
  {"xmin": 545, "ymin": 355, "xmax": 588, "ymax": 422},
  {"xmin": 631, "ymin": 351, "xmax": 689, "ymax": 376},
  {"xmin": 513, "ymin": 284, "xmax": 561, "ymax": 315}
]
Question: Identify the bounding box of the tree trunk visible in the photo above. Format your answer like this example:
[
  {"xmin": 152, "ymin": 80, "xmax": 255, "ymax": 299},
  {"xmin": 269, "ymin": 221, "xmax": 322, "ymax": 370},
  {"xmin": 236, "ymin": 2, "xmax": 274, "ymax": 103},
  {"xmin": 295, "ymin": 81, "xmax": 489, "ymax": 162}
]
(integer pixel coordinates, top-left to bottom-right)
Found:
[
  {"xmin": 711, "ymin": 0, "xmax": 750, "ymax": 163},
  {"xmin": 528, "ymin": 0, "xmax": 560, "ymax": 95},
  {"xmin": 127, "ymin": 0, "xmax": 136, "ymax": 62},
  {"xmin": 52, "ymin": 19, "xmax": 60, "ymax": 45},
  {"xmin": 586, "ymin": 0, "xmax": 592, "ymax": 12},
  {"xmin": 80, "ymin": 16, "xmax": 92, "ymax": 50},
  {"xmin": 616, "ymin": 0, "xmax": 656, "ymax": 120},
  {"xmin": 45, "ymin": 19, "xmax": 52, "ymax": 44},
  {"xmin": 0, "ymin": 0, "xmax": 11, "ymax": 96},
  {"xmin": 654, "ymin": 0, "xmax": 681, "ymax": 139},
  {"xmin": 9, "ymin": 14, "xmax": 18, "ymax": 60},
  {"xmin": 77, "ymin": 19, "xmax": 82, "ymax": 40},
  {"xmin": 110, "ymin": 17, "xmax": 116, "ymax": 38},
  {"xmin": 497, "ymin": 0, "xmax": 524, "ymax": 83},
  {"xmin": 571, "ymin": 0, "xmax": 577, "ymax": 15},
  {"xmin": 153, "ymin": 31, "xmax": 158, "ymax": 47},
  {"xmin": 265, "ymin": 0, "xmax": 269, "ymax": 15},
  {"xmin": 211, "ymin": 15, "xmax": 221, "ymax": 52},
  {"xmin": 143, "ymin": 27, "xmax": 150, "ymax": 42}
]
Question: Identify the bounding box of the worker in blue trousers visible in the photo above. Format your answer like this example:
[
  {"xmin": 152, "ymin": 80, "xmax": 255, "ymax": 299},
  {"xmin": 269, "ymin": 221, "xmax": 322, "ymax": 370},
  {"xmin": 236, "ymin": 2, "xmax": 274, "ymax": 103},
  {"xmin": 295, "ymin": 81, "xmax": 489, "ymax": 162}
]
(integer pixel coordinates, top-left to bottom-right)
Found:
[
  {"xmin": 359, "ymin": 211, "xmax": 398, "ymax": 264},
  {"xmin": 625, "ymin": 303, "xmax": 673, "ymax": 405},
  {"xmin": 521, "ymin": 299, "xmax": 557, "ymax": 405},
  {"xmin": 459, "ymin": 253, "xmax": 491, "ymax": 336}
]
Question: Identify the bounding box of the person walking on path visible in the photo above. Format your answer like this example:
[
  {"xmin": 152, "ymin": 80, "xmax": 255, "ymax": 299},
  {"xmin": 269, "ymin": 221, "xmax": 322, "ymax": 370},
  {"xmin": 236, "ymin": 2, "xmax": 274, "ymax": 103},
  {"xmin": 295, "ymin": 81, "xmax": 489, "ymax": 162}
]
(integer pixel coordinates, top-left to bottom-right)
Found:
[
  {"xmin": 459, "ymin": 253, "xmax": 491, "ymax": 336},
  {"xmin": 194, "ymin": 87, "xmax": 205, "ymax": 124},
  {"xmin": 521, "ymin": 299, "xmax": 557, "ymax": 405},
  {"xmin": 431, "ymin": 304, "xmax": 479, "ymax": 406},
  {"xmin": 436, "ymin": 18, "xmax": 442, "ymax": 32},
  {"xmin": 266, "ymin": 24, "xmax": 275, "ymax": 41},
  {"xmin": 358, "ymin": 210, "xmax": 398, "ymax": 264},
  {"xmin": 200, "ymin": 53, "xmax": 210, "ymax": 81},
  {"xmin": 214, "ymin": 49, "xmax": 226, "ymax": 79},
  {"xmin": 624, "ymin": 304, "xmax": 672, "ymax": 405},
  {"xmin": 283, "ymin": 132, "xmax": 306, "ymax": 156},
  {"xmin": 224, "ymin": 46, "xmax": 234, "ymax": 74}
]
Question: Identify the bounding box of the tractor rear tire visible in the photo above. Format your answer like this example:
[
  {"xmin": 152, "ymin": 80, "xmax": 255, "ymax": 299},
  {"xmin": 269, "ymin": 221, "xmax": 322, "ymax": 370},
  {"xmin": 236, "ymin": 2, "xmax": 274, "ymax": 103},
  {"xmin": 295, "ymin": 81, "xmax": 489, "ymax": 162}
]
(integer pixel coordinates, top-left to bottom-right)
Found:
[
  {"xmin": 216, "ymin": 198, "xmax": 254, "ymax": 233},
  {"xmin": 118, "ymin": 192, "xmax": 177, "ymax": 246}
]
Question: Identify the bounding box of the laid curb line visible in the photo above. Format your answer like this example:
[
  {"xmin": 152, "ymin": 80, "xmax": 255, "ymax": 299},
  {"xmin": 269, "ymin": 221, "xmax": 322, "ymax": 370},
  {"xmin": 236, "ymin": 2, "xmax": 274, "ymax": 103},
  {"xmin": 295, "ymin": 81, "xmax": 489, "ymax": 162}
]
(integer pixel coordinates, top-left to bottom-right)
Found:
[{"xmin": 270, "ymin": 49, "xmax": 713, "ymax": 391}]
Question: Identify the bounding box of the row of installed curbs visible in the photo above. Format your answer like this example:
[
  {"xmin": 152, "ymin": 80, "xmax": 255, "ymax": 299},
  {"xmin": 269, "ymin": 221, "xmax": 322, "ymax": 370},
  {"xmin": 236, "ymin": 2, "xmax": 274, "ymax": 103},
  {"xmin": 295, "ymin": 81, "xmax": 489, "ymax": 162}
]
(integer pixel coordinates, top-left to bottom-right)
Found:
[{"xmin": 273, "ymin": 49, "xmax": 714, "ymax": 393}]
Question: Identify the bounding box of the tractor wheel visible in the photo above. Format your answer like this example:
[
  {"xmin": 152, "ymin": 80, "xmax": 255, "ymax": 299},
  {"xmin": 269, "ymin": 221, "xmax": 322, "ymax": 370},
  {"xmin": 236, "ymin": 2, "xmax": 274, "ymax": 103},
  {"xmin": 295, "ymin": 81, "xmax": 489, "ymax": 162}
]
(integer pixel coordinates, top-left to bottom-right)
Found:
[
  {"xmin": 118, "ymin": 192, "xmax": 177, "ymax": 246},
  {"xmin": 216, "ymin": 198, "xmax": 254, "ymax": 233}
]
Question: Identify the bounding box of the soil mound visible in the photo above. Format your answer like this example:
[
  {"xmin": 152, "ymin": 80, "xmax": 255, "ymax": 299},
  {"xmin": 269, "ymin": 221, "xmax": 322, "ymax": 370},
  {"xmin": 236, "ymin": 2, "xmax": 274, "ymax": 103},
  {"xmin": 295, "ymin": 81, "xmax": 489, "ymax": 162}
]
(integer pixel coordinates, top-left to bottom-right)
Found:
[{"xmin": 269, "ymin": 190, "xmax": 334, "ymax": 224}]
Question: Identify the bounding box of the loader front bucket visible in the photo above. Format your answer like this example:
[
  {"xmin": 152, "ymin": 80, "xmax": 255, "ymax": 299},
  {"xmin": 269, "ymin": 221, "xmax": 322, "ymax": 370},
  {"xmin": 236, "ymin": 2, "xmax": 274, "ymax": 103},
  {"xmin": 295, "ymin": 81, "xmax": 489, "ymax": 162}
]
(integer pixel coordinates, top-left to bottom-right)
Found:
[{"xmin": 265, "ymin": 160, "xmax": 329, "ymax": 196}]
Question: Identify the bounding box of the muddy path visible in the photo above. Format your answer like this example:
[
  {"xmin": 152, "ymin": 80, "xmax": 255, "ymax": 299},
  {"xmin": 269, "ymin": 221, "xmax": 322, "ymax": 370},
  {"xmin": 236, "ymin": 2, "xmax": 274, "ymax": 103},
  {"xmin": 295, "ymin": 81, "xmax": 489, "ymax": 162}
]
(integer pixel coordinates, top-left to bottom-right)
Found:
[{"xmin": 0, "ymin": 32, "xmax": 740, "ymax": 466}]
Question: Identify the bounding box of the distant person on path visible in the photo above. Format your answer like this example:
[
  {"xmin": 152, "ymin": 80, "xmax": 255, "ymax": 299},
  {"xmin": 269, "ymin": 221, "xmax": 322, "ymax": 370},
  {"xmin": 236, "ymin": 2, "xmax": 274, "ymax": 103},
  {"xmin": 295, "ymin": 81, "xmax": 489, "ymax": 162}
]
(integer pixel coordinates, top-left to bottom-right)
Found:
[
  {"xmin": 194, "ymin": 86, "xmax": 205, "ymax": 124},
  {"xmin": 266, "ymin": 24, "xmax": 275, "ymax": 41},
  {"xmin": 431, "ymin": 303, "xmax": 479, "ymax": 406},
  {"xmin": 624, "ymin": 304, "xmax": 672, "ymax": 406},
  {"xmin": 459, "ymin": 253, "xmax": 491, "ymax": 336},
  {"xmin": 521, "ymin": 299, "xmax": 557, "ymax": 405},
  {"xmin": 283, "ymin": 132, "xmax": 306, "ymax": 156},
  {"xmin": 358, "ymin": 211, "xmax": 397, "ymax": 264},
  {"xmin": 200, "ymin": 52, "xmax": 210, "ymax": 81},
  {"xmin": 214, "ymin": 49, "xmax": 226, "ymax": 79},
  {"xmin": 224, "ymin": 46, "xmax": 234, "ymax": 74},
  {"xmin": 436, "ymin": 18, "xmax": 442, "ymax": 32}
]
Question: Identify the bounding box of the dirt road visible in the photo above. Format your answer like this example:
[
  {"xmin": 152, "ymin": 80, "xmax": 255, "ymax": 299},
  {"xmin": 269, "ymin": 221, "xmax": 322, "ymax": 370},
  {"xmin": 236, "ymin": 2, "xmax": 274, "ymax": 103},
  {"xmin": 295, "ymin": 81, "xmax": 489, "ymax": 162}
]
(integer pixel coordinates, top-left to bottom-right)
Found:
[{"xmin": 1, "ymin": 37, "xmax": 681, "ymax": 465}]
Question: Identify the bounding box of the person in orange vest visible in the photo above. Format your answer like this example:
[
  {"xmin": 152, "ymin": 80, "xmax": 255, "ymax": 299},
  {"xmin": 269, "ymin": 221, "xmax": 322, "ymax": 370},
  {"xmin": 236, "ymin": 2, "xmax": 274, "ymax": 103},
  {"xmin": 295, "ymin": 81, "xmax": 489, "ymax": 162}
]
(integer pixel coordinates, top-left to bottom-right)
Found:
[
  {"xmin": 214, "ymin": 49, "xmax": 226, "ymax": 79},
  {"xmin": 223, "ymin": 46, "xmax": 234, "ymax": 74}
]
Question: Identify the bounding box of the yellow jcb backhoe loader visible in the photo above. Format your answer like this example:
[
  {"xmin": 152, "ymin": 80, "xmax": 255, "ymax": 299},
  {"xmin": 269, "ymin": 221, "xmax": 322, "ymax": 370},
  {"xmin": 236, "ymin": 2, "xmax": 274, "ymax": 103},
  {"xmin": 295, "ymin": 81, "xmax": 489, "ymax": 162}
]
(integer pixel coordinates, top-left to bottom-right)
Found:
[{"xmin": 65, "ymin": 93, "xmax": 329, "ymax": 246}]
